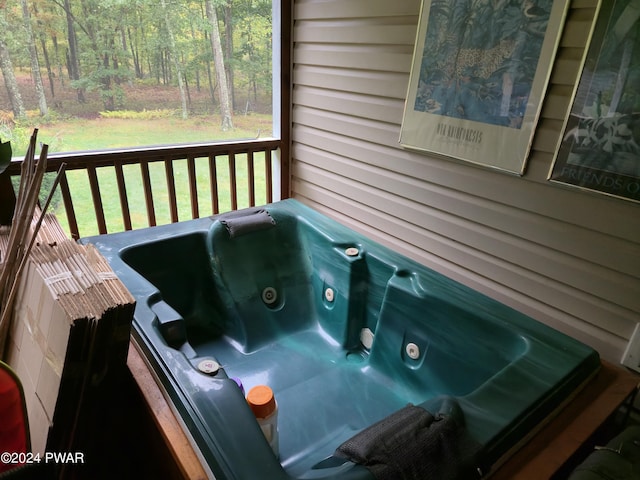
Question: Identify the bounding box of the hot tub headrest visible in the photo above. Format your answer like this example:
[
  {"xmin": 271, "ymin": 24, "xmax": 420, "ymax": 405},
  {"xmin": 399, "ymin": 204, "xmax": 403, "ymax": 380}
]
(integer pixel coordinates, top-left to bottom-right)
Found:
[
  {"xmin": 334, "ymin": 397, "xmax": 481, "ymax": 480},
  {"xmin": 217, "ymin": 208, "xmax": 276, "ymax": 238}
]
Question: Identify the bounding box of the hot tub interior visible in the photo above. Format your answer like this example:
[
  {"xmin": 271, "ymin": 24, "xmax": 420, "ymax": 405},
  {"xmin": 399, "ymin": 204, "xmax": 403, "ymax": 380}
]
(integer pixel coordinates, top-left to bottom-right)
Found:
[{"xmin": 85, "ymin": 200, "xmax": 600, "ymax": 480}]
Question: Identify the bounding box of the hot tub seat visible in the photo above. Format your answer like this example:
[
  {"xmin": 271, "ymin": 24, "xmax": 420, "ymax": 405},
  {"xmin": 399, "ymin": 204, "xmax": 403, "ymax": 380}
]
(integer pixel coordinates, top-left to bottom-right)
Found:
[{"xmin": 82, "ymin": 199, "xmax": 600, "ymax": 480}]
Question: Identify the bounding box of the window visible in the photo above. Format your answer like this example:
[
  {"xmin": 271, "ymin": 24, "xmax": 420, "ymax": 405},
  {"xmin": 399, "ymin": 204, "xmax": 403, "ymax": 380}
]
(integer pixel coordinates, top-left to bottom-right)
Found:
[{"xmin": 0, "ymin": 0, "xmax": 277, "ymax": 157}]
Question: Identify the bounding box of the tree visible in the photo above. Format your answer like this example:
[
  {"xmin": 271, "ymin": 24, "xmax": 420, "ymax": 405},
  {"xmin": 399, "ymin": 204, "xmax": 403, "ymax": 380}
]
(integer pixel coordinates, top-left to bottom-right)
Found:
[
  {"xmin": 206, "ymin": 0, "xmax": 233, "ymax": 130},
  {"xmin": 62, "ymin": 0, "xmax": 84, "ymax": 102},
  {"xmin": 223, "ymin": 1, "xmax": 234, "ymax": 110},
  {"xmin": 236, "ymin": 0, "xmax": 272, "ymax": 112},
  {"xmin": 71, "ymin": 0, "xmax": 131, "ymax": 111},
  {"xmin": 32, "ymin": 1, "xmax": 57, "ymax": 98},
  {"xmin": 0, "ymin": 0, "xmax": 275, "ymax": 134},
  {"xmin": 21, "ymin": 0, "xmax": 48, "ymax": 116},
  {"xmin": 0, "ymin": 9, "xmax": 26, "ymax": 119},
  {"xmin": 160, "ymin": 0, "xmax": 189, "ymax": 119}
]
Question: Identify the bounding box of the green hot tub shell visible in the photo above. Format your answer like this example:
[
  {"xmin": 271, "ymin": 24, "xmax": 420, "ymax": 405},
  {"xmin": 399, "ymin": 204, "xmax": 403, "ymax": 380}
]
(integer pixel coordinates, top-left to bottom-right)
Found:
[{"xmin": 82, "ymin": 199, "xmax": 600, "ymax": 479}]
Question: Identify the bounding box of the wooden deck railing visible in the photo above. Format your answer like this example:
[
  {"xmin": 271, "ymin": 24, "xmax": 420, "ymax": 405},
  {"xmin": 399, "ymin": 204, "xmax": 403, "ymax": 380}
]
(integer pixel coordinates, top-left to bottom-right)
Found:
[{"xmin": 4, "ymin": 139, "xmax": 283, "ymax": 240}]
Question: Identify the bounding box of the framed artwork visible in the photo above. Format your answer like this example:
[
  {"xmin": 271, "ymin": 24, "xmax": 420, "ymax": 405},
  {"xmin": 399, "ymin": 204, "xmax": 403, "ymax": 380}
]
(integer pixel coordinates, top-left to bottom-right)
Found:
[
  {"xmin": 400, "ymin": 0, "xmax": 570, "ymax": 175},
  {"xmin": 549, "ymin": 0, "xmax": 640, "ymax": 203}
]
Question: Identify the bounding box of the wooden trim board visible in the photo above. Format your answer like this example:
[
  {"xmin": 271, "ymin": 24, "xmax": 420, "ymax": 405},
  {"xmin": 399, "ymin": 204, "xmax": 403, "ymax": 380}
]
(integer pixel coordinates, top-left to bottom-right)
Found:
[
  {"xmin": 127, "ymin": 341, "xmax": 209, "ymax": 480},
  {"xmin": 490, "ymin": 361, "xmax": 639, "ymax": 479}
]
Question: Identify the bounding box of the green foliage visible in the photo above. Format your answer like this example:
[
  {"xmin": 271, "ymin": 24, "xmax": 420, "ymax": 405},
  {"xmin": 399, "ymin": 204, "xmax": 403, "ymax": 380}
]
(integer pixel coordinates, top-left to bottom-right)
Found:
[
  {"xmin": 0, "ymin": 116, "xmax": 64, "ymax": 158},
  {"xmin": 0, "ymin": 121, "xmax": 31, "ymax": 156},
  {"xmin": 0, "ymin": 0, "xmax": 274, "ymax": 122},
  {"xmin": 40, "ymin": 171, "xmax": 63, "ymax": 210},
  {"xmin": 8, "ymin": 169, "xmax": 63, "ymax": 211},
  {"xmin": 99, "ymin": 109, "xmax": 179, "ymax": 120}
]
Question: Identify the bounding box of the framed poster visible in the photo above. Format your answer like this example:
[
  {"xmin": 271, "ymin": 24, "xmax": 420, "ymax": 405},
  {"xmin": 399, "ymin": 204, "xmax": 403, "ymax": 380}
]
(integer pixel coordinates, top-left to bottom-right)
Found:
[
  {"xmin": 549, "ymin": 0, "xmax": 640, "ymax": 203},
  {"xmin": 400, "ymin": 0, "xmax": 569, "ymax": 175}
]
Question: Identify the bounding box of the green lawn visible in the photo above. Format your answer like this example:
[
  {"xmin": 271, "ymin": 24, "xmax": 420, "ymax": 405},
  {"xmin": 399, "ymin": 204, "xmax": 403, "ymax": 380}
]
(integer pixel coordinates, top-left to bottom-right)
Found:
[
  {"xmin": 23, "ymin": 114, "xmax": 274, "ymax": 238},
  {"xmin": 14, "ymin": 113, "xmax": 273, "ymax": 155}
]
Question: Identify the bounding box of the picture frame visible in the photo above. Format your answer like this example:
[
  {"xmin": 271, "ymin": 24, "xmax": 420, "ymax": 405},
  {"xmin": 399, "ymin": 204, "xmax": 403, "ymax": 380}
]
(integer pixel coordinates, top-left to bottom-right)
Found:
[
  {"xmin": 549, "ymin": 0, "xmax": 640, "ymax": 203},
  {"xmin": 400, "ymin": 0, "xmax": 570, "ymax": 175}
]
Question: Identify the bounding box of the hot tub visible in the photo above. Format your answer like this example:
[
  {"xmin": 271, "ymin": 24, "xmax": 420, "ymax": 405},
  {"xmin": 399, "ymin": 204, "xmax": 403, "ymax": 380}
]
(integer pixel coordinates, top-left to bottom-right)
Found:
[{"xmin": 83, "ymin": 199, "xmax": 600, "ymax": 479}]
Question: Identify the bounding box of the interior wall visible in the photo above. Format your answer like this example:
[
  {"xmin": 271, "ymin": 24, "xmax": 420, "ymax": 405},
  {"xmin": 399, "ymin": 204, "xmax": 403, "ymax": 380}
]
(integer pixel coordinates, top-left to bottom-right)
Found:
[{"xmin": 290, "ymin": 0, "xmax": 640, "ymax": 362}]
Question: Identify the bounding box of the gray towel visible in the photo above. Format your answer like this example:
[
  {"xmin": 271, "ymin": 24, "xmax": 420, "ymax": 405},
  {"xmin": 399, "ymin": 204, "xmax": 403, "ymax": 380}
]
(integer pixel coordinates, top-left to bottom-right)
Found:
[{"xmin": 335, "ymin": 402, "xmax": 480, "ymax": 480}]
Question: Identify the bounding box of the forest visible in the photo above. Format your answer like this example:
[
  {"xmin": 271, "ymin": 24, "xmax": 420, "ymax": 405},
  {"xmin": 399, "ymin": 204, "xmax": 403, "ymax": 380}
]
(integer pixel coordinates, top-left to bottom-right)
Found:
[{"xmin": 0, "ymin": 0, "xmax": 274, "ymax": 155}]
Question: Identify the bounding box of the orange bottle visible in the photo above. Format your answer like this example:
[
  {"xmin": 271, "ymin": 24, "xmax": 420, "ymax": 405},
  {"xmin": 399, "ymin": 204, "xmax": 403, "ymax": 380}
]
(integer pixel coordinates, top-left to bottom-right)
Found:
[{"xmin": 247, "ymin": 385, "xmax": 279, "ymax": 457}]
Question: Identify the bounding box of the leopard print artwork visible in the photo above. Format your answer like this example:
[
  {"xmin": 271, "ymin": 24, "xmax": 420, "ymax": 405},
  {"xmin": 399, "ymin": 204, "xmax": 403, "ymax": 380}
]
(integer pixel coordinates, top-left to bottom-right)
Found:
[{"xmin": 437, "ymin": 38, "xmax": 516, "ymax": 81}]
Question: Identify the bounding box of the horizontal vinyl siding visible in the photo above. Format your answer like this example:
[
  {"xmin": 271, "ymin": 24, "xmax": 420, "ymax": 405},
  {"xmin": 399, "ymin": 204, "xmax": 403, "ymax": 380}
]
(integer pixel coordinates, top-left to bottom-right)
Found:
[{"xmin": 291, "ymin": 0, "xmax": 640, "ymax": 362}]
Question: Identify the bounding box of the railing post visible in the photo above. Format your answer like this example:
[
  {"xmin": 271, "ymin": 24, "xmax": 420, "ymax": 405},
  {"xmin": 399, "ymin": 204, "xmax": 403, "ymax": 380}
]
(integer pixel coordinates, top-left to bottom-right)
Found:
[
  {"xmin": 187, "ymin": 156, "xmax": 199, "ymax": 219},
  {"xmin": 265, "ymin": 148, "xmax": 273, "ymax": 204},
  {"xmin": 87, "ymin": 165, "xmax": 107, "ymax": 234},
  {"xmin": 209, "ymin": 155, "xmax": 219, "ymax": 215},
  {"xmin": 59, "ymin": 171, "xmax": 80, "ymax": 240},
  {"xmin": 247, "ymin": 151, "xmax": 255, "ymax": 207},
  {"xmin": 228, "ymin": 153, "xmax": 237, "ymax": 211},
  {"xmin": 164, "ymin": 159, "xmax": 179, "ymax": 223},
  {"xmin": 140, "ymin": 160, "xmax": 156, "ymax": 227},
  {"xmin": 114, "ymin": 161, "xmax": 132, "ymax": 231}
]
